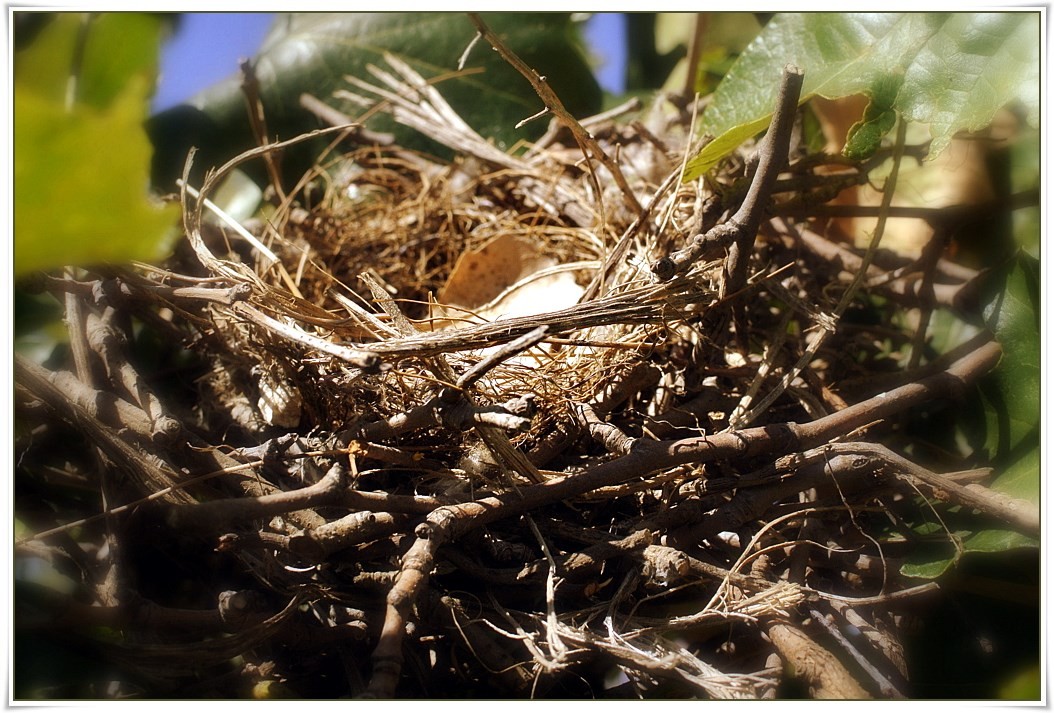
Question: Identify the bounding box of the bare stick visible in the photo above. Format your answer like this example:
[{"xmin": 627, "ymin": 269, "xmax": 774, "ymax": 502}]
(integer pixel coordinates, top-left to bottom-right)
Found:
[
  {"xmin": 363, "ymin": 338, "xmax": 1001, "ymax": 696},
  {"xmin": 456, "ymin": 325, "xmax": 548, "ymax": 391},
  {"xmin": 467, "ymin": 13, "xmax": 642, "ymax": 216},
  {"xmin": 239, "ymin": 58, "xmax": 286, "ymax": 203},
  {"xmin": 167, "ymin": 464, "xmax": 347, "ymax": 531},
  {"xmin": 352, "ymin": 391, "xmax": 532, "ymax": 443},
  {"xmin": 515, "ymin": 341, "xmax": 993, "ymax": 520},
  {"xmin": 834, "ymin": 442, "xmax": 1039, "ymax": 538},
  {"xmin": 652, "ymin": 65, "xmax": 804, "ymax": 285},
  {"xmin": 117, "ymin": 277, "xmax": 254, "ymax": 307},
  {"xmin": 529, "ymin": 361, "xmax": 660, "ymax": 465},
  {"xmin": 231, "ymin": 302, "xmax": 380, "ymax": 371},
  {"xmin": 86, "ymin": 309, "xmax": 181, "ymax": 443},
  {"xmin": 489, "ymin": 337, "xmax": 995, "ymax": 521}
]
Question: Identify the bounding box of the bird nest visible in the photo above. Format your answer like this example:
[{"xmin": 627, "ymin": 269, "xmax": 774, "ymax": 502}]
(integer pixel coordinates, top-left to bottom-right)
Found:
[{"xmin": 14, "ymin": 40, "xmax": 1034, "ymax": 701}]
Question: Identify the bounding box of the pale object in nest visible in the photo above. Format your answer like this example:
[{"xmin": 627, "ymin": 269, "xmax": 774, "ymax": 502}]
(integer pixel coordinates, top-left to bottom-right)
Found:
[
  {"xmin": 432, "ymin": 233, "xmax": 586, "ymax": 327},
  {"xmin": 428, "ymin": 233, "xmax": 588, "ymax": 382}
]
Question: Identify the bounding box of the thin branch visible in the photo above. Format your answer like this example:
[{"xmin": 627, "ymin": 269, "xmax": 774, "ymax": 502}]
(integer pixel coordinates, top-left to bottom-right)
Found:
[
  {"xmin": 299, "ymin": 92, "xmax": 395, "ymax": 145},
  {"xmin": 456, "ymin": 325, "xmax": 548, "ymax": 391},
  {"xmin": 363, "ymin": 338, "xmax": 1001, "ymax": 696},
  {"xmin": 167, "ymin": 463, "xmax": 347, "ymax": 531},
  {"xmin": 467, "ymin": 13, "xmax": 642, "ymax": 216},
  {"xmin": 833, "ymin": 442, "xmax": 1039, "ymax": 538},
  {"xmin": 778, "ymin": 186, "xmax": 1040, "ymax": 222},
  {"xmin": 231, "ymin": 302, "xmax": 381, "ymax": 371},
  {"xmin": 239, "ymin": 58, "xmax": 286, "ymax": 203},
  {"xmin": 652, "ymin": 64, "xmax": 804, "ymax": 285}
]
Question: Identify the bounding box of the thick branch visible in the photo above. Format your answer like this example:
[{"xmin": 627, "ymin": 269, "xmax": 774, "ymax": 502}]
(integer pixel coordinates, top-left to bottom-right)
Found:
[
  {"xmin": 364, "ymin": 339, "xmax": 1001, "ymax": 696},
  {"xmin": 766, "ymin": 618, "xmax": 871, "ymax": 699},
  {"xmin": 15, "ymin": 356, "xmax": 193, "ymax": 505},
  {"xmin": 442, "ymin": 338, "xmax": 1000, "ymax": 539}
]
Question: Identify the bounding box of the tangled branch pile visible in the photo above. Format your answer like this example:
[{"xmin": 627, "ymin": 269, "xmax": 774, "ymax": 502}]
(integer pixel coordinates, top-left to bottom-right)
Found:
[{"xmin": 15, "ymin": 31, "xmax": 1038, "ymax": 700}]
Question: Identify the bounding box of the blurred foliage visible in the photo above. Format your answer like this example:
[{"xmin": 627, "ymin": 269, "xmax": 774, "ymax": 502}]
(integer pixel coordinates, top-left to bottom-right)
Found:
[
  {"xmin": 998, "ymin": 664, "xmax": 1042, "ymax": 700},
  {"xmin": 653, "ymin": 13, "xmax": 761, "ymax": 96},
  {"xmin": 687, "ymin": 12, "xmax": 1040, "ymax": 179},
  {"xmin": 982, "ymin": 255, "xmax": 1041, "ymax": 463},
  {"xmin": 900, "ymin": 549, "xmax": 1039, "ymax": 698},
  {"xmin": 13, "ymin": 13, "xmax": 180, "ymax": 276},
  {"xmin": 624, "ymin": 13, "xmax": 682, "ymax": 91},
  {"xmin": 900, "ymin": 215, "xmax": 1038, "ymax": 581},
  {"xmin": 147, "ymin": 12, "xmax": 601, "ymax": 190}
]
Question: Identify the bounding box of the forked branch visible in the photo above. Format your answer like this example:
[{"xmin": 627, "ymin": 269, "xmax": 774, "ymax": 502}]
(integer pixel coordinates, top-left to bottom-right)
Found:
[
  {"xmin": 652, "ymin": 64, "xmax": 804, "ymax": 285},
  {"xmin": 364, "ymin": 338, "xmax": 1002, "ymax": 696}
]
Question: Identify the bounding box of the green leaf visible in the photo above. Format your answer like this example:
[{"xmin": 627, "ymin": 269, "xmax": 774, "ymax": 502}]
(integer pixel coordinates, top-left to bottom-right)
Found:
[
  {"xmin": 14, "ymin": 13, "xmax": 179, "ymax": 276},
  {"xmin": 961, "ymin": 525, "xmax": 1036, "ymax": 554},
  {"xmin": 897, "ymin": 13, "xmax": 1040, "ymax": 157},
  {"xmin": 901, "ymin": 525, "xmax": 1037, "ymax": 580},
  {"xmin": 901, "ymin": 255, "xmax": 1039, "ymax": 581},
  {"xmin": 148, "ymin": 12, "xmax": 601, "ymax": 189},
  {"xmin": 982, "ymin": 254, "xmax": 1040, "ymax": 461},
  {"xmin": 684, "ymin": 12, "xmax": 1039, "ymax": 180},
  {"xmin": 842, "ymin": 72, "xmax": 902, "ymax": 160},
  {"xmin": 998, "ymin": 664, "xmax": 1042, "ymax": 700},
  {"xmin": 900, "ymin": 557, "xmax": 954, "ymax": 580}
]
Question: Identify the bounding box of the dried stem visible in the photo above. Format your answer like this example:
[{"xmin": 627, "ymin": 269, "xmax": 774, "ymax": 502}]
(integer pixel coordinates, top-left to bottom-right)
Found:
[
  {"xmin": 456, "ymin": 325, "xmax": 548, "ymax": 390},
  {"xmin": 239, "ymin": 58, "xmax": 286, "ymax": 203},
  {"xmin": 467, "ymin": 13, "xmax": 642, "ymax": 216},
  {"xmin": 167, "ymin": 463, "xmax": 347, "ymax": 531},
  {"xmin": 652, "ymin": 64, "xmax": 804, "ymax": 285},
  {"xmin": 364, "ymin": 338, "xmax": 1001, "ymax": 695},
  {"xmin": 231, "ymin": 302, "xmax": 380, "ymax": 371}
]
